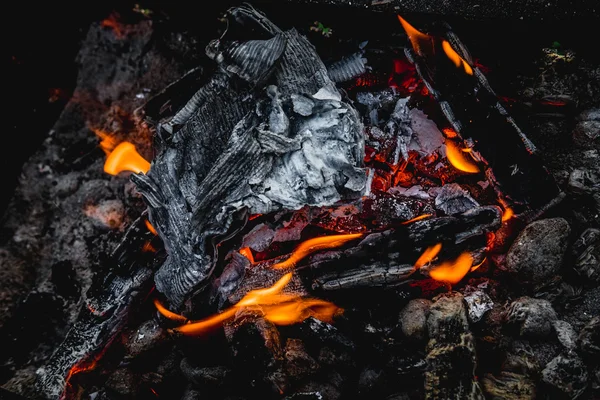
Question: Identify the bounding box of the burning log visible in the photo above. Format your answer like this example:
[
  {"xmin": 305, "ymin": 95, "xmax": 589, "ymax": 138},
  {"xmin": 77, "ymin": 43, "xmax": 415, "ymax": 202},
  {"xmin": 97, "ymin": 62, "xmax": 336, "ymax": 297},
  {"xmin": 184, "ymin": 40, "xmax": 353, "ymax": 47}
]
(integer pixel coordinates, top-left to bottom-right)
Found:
[
  {"xmin": 398, "ymin": 16, "xmax": 563, "ymax": 215},
  {"xmin": 132, "ymin": 5, "xmax": 368, "ymax": 309}
]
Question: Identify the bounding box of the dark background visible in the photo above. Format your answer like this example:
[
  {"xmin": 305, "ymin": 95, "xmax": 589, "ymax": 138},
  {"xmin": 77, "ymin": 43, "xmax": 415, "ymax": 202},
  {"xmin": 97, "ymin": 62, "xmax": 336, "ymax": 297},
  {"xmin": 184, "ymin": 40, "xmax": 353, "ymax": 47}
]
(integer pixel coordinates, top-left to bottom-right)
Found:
[{"xmin": 3, "ymin": 1, "xmax": 599, "ymax": 218}]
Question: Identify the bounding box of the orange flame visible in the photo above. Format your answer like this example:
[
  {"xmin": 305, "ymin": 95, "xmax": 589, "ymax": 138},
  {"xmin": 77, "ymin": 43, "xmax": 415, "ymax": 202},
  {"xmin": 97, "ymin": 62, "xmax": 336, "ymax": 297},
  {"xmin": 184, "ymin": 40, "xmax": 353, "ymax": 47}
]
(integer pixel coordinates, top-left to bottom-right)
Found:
[
  {"xmin": 429, "ymin": 252, "xmax": 473, "ymax": 285},
  {"xmin": 446, "ymin": 140, "xmax": 480, "ymax": 173},
  {"xmin": 154, "ymin": 298, "xmax": 188, "ymax": 323},
  {"xmin": 397, "ymin": 15, "xmax": 433, "ymax": 57},
  {"xmin": 502, "ymin": 207, "xmax": 514, "ymax": 222},
  {"xmin": 442, "ymin": 127, "xmax": 459, "ymax": 138},
  {"xmin": 104, "ymin": 142, "xmax": 150, "ymax": 175},
  {"xmin": 401, "ymin": 214, "xmax": 433, "ymax": 225},
  {"xmin": 470, "ymin": 256, "xmax": 487, "ymax": 272},
  {"xmin": 441, "ymin": 40, "xmax": 473, "ymax": 75},
  {"xmin": 93, "ymin": 129, "xmax": 118, "ymax": 155},
  {"xmin": 414, "ymin": 243, "xmax": 442, "ymax": 269},
  {"xmin": 145, "ymin": 220, "xmax": 158, "ymax": 235},
  {"xmin": 166, "ymin": 272, "xmax": 341, "ymax": 336},
  {"xmin": 272, "ymin": 233, "xmax": 363, "ymax": 270},
  {"xmin": 142, "ymin": 241, "xmax": 157, "ymax": 253},
  {"xmin": 239, "ymin": 247, "xmax": 255, "ymax": 264}
]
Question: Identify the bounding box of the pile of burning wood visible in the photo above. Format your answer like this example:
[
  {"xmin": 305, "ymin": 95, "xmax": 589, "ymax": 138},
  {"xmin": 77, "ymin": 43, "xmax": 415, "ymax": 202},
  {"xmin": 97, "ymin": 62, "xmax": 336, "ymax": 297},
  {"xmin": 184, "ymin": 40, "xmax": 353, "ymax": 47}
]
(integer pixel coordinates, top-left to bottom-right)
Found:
[{"xmin": 1, "ymin": 3, "xmax": 598, "ymax": 400}]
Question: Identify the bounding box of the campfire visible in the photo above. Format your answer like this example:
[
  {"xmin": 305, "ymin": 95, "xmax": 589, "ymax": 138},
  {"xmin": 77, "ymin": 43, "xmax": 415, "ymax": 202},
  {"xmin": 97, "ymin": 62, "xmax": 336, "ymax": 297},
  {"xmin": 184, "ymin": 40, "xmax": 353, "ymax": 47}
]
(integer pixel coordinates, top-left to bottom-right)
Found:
[{"xmin": 2, "ymin": 2, "xmax": 599, "ymax": 400}]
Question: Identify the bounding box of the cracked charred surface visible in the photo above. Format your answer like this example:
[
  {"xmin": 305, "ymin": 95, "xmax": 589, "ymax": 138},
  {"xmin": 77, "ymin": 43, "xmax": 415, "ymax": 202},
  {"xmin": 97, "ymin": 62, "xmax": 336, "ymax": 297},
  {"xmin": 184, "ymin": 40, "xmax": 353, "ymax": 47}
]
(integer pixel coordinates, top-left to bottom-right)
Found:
[{"xmin": 133, "ymin": 6, "xmax": 367, "ymax": 309}]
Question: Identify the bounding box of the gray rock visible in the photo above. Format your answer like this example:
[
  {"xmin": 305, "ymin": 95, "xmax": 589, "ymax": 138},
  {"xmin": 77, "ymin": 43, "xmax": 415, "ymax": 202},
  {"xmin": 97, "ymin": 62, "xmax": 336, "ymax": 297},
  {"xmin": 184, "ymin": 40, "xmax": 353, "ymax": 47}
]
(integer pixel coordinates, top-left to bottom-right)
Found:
[
  {"xmin": 464, "ymin": 290, "xmax": 494, "ymax": 323},
  {"xmin": 542, "ymin": 354, "xmax": 588, "ymax": 399},
  {"xmin": 505, "ymin": 297, "xmax": 558, "ymax": 337},
  {"xmin": 578, "ymin": 316, "xmax": 600, "ymax": 356},
  {"xmin": 505, "ymin": 218, "xmax": 571, "ymax": 284},
  {"xmin": 552, "ymin": 320, "xmax": 578, "ymax": 351},
  {"xmin": 481, "ymin": 371, "xmax": 536, "ymax": 400},
  {"xmin": 573, "ymin": 108, "xmax": 600, "ymax": 148},
  {"xmin": 399, "ymin": 298, "xmax": 432, "ymax": 341},
  {"xmin": 571, "ymin": 228, "xmax": 600, "ymax": 283},
  {"xmin": 427, "ymin": 292, "xmax": 469, "ymax": 339}
]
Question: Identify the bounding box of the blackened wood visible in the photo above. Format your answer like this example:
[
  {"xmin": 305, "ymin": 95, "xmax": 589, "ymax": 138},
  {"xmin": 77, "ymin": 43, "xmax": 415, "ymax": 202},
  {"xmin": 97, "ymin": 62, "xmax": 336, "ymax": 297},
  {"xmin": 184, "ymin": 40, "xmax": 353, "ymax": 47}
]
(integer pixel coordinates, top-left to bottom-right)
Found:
[{"xmin": 403, "ymin": 23, "xmax": 562, "ymax": 212}]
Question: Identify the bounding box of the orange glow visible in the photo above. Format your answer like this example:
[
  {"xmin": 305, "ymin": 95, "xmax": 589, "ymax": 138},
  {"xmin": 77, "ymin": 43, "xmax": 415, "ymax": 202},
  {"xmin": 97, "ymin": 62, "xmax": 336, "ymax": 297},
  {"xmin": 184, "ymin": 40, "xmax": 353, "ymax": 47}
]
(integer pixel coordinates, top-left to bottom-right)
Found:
[
  {"xmin": 429, "ymin": 252, "xmax": 473, "ymax": 285},
  {"xmin": 171, "ymin": 272, "xmax": 341, "ymax": 336},
  {"xmin": 470, "ymin": 256, "xmax": 487, "ymax": 272},
  {"xmin": 446, "ymin": 140, "xmax": 480, "ymax": 173},
  {"xmin": 414, "ymin": 243, "xmax": 442, "ymax": 269},
  {"xmin": 104, "ymin": 142, "xmax": 150, "ymax": 175},
  {"xmin": 272, "ymin": 233, "xmax": 363, "ymax": 270},
  {"xmin": 401, "ymin": 214, "xmax": 433, "ymax": 225},
  {"xmin": 442, "ymin": 40, "xmax": 473, "ymax": 75},
  {"xmin": 101, "ymin": 13, "xmax": 124, "ymax": 38},
  {"xmin": 93, "ymin": 129, "xmax": 118, "ymax": 155},
  {"xmin": 502, "ymin": 207, "xmax": 514, "ymax": 222},
  {"xmin": 397, "ymin": 15, "xmax": 433, "ymax": 57},
  {"xmin": 145, "ymin": 220, "xmax": 158, "ymax": 235},
  {"xmin": 142, "ymin": 241, "xmax": 157, "ymax": 253},
  {"xmin": 442, "ymin": 127, "xmax": 459, "ymax": 138},
  {"xmin": 154, "ymin": 298, "xmax": 188, "ymax": 323},
  {"xmin": 239, "ymin": 247, "xmax": 255, "ymax": 263}
]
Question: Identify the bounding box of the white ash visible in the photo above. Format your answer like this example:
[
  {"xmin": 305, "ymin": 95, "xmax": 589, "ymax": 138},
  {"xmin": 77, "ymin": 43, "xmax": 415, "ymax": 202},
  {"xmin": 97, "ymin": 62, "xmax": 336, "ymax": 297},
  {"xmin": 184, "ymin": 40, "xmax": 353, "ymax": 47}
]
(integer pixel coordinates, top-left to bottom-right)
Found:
[
  {"xmin": 408, "ymin": 108, "xmax": 445, "ymax": 155},
  {"xmin": 463, "ymin": 290, "xmax": 494, "ymax": 323}
]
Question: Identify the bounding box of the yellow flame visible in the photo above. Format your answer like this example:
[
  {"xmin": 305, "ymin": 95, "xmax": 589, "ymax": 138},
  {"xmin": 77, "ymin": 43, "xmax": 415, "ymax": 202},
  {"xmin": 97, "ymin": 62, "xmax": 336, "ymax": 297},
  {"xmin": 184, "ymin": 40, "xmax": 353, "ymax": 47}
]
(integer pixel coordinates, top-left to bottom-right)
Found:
[
  {"xmin": 104, "ymin": 142, "xmax": 150, "ymax": 175},
  {"xmin": 414, "ymin": 243, "xmax": 442, "ymax": 270},
  {"xmin": 442, "ymin": 40, "xmax": 473, "ymax": 75},
  {"xmin": 272, "ymin": 233, "xmax": 363, "ymax": 270},
  {"xmin": 401, "ymin": 214, "xmax": 433, "ymax": 225},
  {"xmin": 397, "ymin": 15, "xmax": 433, "ymax": 57},
  {"xmin": 429, "ymin": 252, "xmax": 473, "ymax": 285},
  {"xmin": 446, "ymin": 140, "xmax": 480, "ymax": 173}
]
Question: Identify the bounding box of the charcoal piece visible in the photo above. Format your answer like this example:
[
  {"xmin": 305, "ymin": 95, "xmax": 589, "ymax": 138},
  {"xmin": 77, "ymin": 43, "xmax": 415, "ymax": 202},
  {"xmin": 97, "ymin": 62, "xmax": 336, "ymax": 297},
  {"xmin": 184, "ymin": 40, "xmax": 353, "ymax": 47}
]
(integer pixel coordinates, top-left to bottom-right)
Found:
[
  {"xmin": 572, "ymin": 108, "xmax": 600, "ymax": 148},
  {"xmin": 179, "ymin": 359, "xmax": 231, "ymax": 388},
  {"xmin": 226, "ymin": 317, "xmax": 284, "ymax": 369},
  {"xmin": 327, "ymin": 52, "xmax": 368, "ymax": 83},
  {"xmin": 505, "ymin": 218, "xmax": 571, "ymax": 285},
  {"xmin": 105, "ymin": 367, "xmax": 138, "ymax": 396},
  {"xmin": 425, "ymin": 292, "xmax": 484, "ymax": 399},
  {"xmin": 505, "ymin": 297, "xmax": 558, "ymax": 337},
  {"xmin": 309, "ymin": 208, "xmax": 499, "ymax": 290},
  {"xmin": 313, "ymin": 263, "xmax": 414, "ymax": 291},
  {"xmin": 552, "ymin": 320, "xmax": 578, "ymax": 351},
  {"xmin": 385, "ymin": 97, "xmax": 413, "ymax": 162},
  {"xmin": 241, "ymin": 223, "xmax": 276, "ymax": 252},
  {"xmin": 358, "ymin": 367, "xmax": 386, "ymax": 396},
  {"xmin": 356, "ymin": 88, "xmax": 402, "ymax": 126},
  {"xmin": 362, "ymin": 189, "xmax": 435, "ymax": 228},
  {"xmin": 481, "ymin": 371, "xmax": 536, "ymax": 400},
  {"xmin": 300, "ymin": 317, "xmax": 355, "ymax": 351},
  {"xmin": 210, "ymin": 251, "xmax": 250, "ymax": 310},
  {"xmin": 403, "ymin": 20, "xmax": 562, "ymax": 213},
  {"xmin": 578, "ymin": 316, "xmax": 600, "ymax": 357},
  {"xmin": 180, "ymin": 386, "xmax": 202, "ymax": 400},
  {"xmin": 284, "ymin": 339, "xmax": 319, "ymax": 380},
  {"xmin": 133, "ymin": 6, "xmax": 367, "ymax": 308},
  {"xmin": 123, "ymin": 319, "xmax": 168, "ymax": 360},
  {"xmin": 542, "ymin": 354, "xmax": 589, "ymax": 399},
  {"xmin": 398, "ymin": 299, "xmax": 432, "ymax": 342},
  {"xmin": 432, "ymin": 183, "xmax": 479, "ymax": 216},
  {"xmin": 572, "ymin": 228, "xmax": 600, "ymax": 283},
  {"xmin": 35, "ymin": 266, "xmax": 153, "ymax": 399}
]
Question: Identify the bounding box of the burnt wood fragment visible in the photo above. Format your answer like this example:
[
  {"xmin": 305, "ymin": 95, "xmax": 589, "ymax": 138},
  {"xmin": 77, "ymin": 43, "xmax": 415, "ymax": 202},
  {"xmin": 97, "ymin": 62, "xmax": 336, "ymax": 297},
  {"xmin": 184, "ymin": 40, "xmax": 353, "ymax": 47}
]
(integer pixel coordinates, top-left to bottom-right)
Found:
[
  {"xmin": 403, "ymin": 21, "xmax": 562, "ymax": 213},
  {"xmin": 133, "ymin": 5, "xmax": 367, "ymax": 308}
]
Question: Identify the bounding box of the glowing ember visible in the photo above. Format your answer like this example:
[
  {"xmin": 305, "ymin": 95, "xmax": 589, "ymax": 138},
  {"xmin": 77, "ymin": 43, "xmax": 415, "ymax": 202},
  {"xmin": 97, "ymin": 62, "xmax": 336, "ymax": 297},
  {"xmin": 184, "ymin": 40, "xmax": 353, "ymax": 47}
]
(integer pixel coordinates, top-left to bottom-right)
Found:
[
  {"xmin": 239, "ymin": 247, "xmax": 255, "ymax": 263},
  {"xmin": 93, "ymin": 129, "xmax": 118, "ymax": 155},
  {"xmin": 401, "ymin": 214, "xmax": 433, "ymax": 225},
  {"xmin": 441, "ymin": 40, "xmax": 474, "ymax": 75},
  {"xmin": 445, "ymin": 140, "xmax": 480, "ymax": 173},
  {"xmin": 101, "ymin": 13, "xmax": 124, "ymax": 38},
  {"xmin": 142, "ymin": 241, "xmax": 157, "ymax": 253},
  {"xmin": 429, "ymin": 252, "xmax": 473, "ymax": 285},
  {"xmin": 153, "ymin": 298, "xmax": 188, "ymax": 323},
  {"xmin": 397, "ymin": 15, "xmax": 433, "ymax": 57},
  {"xmin": 414, "ymin": 243, "xmax": 442, "ymax": 269},
  {"xmin": 272, "ymin": 233, "xmax": 363, "ymax": 270},
  {"xmin": 470, "ymin": 256, "xmax": 487, "ymax": 272},
  {"xmin": 145, "ymin": 220, "xmax": 158, "ymax": 235},
  {"xmin": 104, "ymin": 142, "xmax": 150, "ymax": 175},
  {"xmin": 502, "ymin": 207, "xmax": 514, "ymax": 222},
  {"xmin": 164, "ymin": 272, "xmax": 342, "ymax": 336},
  {"xmin": 442, "ymin": 127, "xmax": 459, "ymax": 138}
]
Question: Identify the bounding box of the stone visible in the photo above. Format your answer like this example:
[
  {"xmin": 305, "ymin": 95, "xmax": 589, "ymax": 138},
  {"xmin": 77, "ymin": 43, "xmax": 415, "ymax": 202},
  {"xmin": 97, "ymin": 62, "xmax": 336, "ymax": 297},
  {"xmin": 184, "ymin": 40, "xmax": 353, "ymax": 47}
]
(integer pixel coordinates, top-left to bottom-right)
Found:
[
  {"xmin": 481, "ymin": 371, "xmax": 536, "ymax": 400},
  {"xmin": 284, "ymin": 339, "xmax": 319, "ymax": 380},
  {"xmin": 505, "ymin": 297, "xmax": 558, "ymax": 337},
  {"xmin": 542, "ymin": 354, "xmax": 588, "ymax": 399},
  {"xmin": 572, "ymin": 108, "xmax": 600, "ymax": 148},
  {"xmin": 398, "ymin": 299, "xmax": 432, "ymax": 341},
  {"xmin": 571, "ymin": 228, "xmax": 600, "ymax": 283},
  {"xmin": 464, "ymin": 290, "xmax": 494, "ymax": 323},
  {"xmin": 552, "ymin": 320, "xmax": 578, "ymax": 351},
  {"xmin": 578, "ymin": 316, "xmax": 600, "ymax": 356},
  {"xmin": 505, "ymin": 218, "xmax": 571, "ymax": 284}
]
